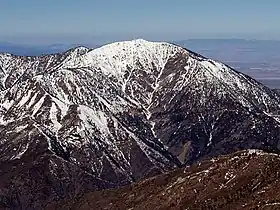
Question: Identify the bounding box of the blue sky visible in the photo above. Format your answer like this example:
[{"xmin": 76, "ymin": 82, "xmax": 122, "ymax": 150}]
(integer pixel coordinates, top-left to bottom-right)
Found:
[{"xmin": 1, "ymin": 0, "xmax": 280, "ymax": 44}]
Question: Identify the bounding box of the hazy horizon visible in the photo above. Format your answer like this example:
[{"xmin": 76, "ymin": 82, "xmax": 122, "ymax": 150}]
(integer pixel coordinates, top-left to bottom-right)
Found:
[
  {"xmin": 1, "ymin": 37, "xmax": 280, "ymax": 47},
  {"xmin": 1, "ymin": 0, "xmax": 280, "ymax": 45}
]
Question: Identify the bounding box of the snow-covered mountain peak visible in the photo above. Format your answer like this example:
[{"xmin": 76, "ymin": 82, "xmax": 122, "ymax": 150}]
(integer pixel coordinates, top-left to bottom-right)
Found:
[
  {"xmin": 131, "ymin": 38, "xmax": 150, "ymax": 43},
  {"xmin": 62, "ymin": 39, "xmax": 184, "ymax": 75},
  {"xmin": 2, "ymin": 39, "xmax": 280, "ymax": 208},
  {"xmin": 57, "ymin": 39, "xmax": 280, "ymax": 116},
  {"xmin": 61, "ymin": 46, "xmax": 91, "ymax": 63},
  {"xmin": 72, "ymin": 46, "xmax": 89, "ymax": 53}
]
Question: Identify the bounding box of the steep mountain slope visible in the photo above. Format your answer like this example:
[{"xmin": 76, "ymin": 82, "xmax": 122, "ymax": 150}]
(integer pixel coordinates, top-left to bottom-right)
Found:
[
  {"xmin": 52, "ymin": 150, "xmax": 280, "ymax": 210},
  {"xmin": 1, "ymin": 39, "xmax": 280, "ymax": 208}
]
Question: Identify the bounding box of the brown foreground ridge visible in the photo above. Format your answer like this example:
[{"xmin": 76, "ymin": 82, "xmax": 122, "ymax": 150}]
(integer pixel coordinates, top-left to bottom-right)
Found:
[{"xmin": 49, "ymin": 150, "xmax": 280, "ymax": 210}]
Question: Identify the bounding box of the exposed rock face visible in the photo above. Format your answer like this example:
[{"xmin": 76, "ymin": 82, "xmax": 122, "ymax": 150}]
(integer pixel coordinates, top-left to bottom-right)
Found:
[
  {"xmin": 51, "ymin": 150, "xmax": 280, "ymax": 210},
  {"xmin": 1, "ymin": 39, "xmax": 280, "ymax": 208}
]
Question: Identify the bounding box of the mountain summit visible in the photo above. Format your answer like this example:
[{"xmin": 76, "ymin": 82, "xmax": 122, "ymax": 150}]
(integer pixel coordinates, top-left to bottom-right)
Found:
[{"xmin": 1, "ymin": 39, "xmax": 280, "ymax": 208}]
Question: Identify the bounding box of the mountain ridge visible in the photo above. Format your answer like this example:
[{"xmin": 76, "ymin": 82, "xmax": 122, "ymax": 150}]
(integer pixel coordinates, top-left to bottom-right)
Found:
[
  {"xmin": 50, "ymin": 149, "xmax": 280, "ymax": 210},
  {"xmin": 1, "ymin": 39, "xmax": 280, "ymax": 208}
]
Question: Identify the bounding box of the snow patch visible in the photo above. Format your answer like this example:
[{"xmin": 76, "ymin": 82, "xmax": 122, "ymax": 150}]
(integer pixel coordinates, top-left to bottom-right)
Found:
[
  {"xmin": 32, "ymin": 95, "xmax": 46, "ymax": 116},
  {"xmin": 18, "ymin": 89, "xmax": 32, "ymax": 107},
  {"xmin": 78, "ymin": 105, "xmax": 110, "ymax": 135},
  {"xmin": 50, "ymin": 102, "xmax": 62, "ymax": 130}
]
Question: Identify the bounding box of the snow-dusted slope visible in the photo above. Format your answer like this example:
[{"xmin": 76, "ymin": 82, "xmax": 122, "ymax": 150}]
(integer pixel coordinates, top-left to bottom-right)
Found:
[
  {"xmin": 57, "ymin": 150, "xmax": 280, "ymax": 210},
  {"xmin": 1, "ymin": 39, "xmax": 280, "ymax": 208}
]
